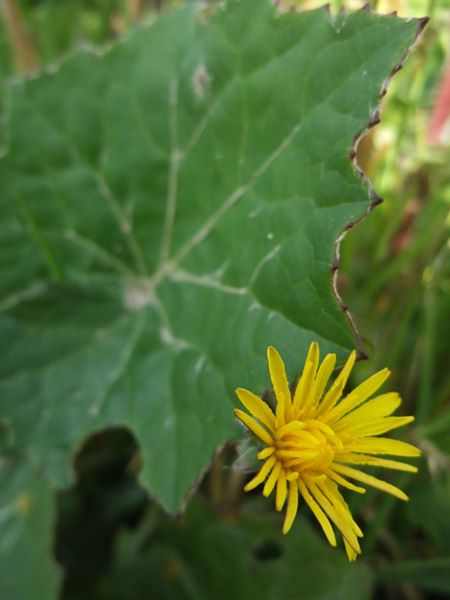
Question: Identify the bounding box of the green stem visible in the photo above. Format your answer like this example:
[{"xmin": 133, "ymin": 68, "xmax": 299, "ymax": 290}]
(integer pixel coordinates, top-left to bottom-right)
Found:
[
  {"xmin": 209, "ymin": 447, "xmax": 225, "ymax": 513},
  {"xmin": 416, "ymin": 284, "xmax": 436, "ymax": 424}
]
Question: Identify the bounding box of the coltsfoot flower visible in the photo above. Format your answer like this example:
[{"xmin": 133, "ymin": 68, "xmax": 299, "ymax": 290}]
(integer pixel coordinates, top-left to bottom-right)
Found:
[{"xmin": 234, "ymin": 343, "xmax": 420, "ymax": 561}]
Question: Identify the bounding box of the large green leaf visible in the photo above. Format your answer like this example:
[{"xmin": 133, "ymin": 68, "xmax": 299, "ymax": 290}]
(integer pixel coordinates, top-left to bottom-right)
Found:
[
  {"xmin": 0, "ymin": 1, "xmax": 422, "ymax": 596},
  {"xmin": 0, "ymin": 451, "xmax": 61, "ymax": 599}
]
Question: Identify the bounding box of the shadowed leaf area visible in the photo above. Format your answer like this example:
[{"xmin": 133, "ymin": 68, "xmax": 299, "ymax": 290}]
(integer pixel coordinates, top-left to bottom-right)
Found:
[
  {"xmin": 97, "ymin": 497, "xmax": 373, "ymax": 600},
  {"xmin": 55, "ymin": 430, "xmax": 372, "ymax": 600}
]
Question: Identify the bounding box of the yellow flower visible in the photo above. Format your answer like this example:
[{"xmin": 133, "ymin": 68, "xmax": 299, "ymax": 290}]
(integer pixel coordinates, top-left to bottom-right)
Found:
[{"xmin": 234, "ymin": 342, "xmax": 420, "ymax": 561}]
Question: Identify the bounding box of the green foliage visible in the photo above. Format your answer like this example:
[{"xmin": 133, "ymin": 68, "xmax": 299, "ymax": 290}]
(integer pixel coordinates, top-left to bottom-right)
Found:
[
  {"xmin": 1, "ymin": 0, "xmax": 448, "ymax": 599},
  {"xmin": 0, "ymin": 452, "xmax": 61, "ymax": 600},
  {"xmin": 0, "ymin": 0, "xmax": 418, "ymax": 511},
  {"xmin": 376, "ymin": 558, "xmax": 450, "ymax": 595},
  {"xmin": 339, "ymin": 0, "xmax": 450, "ymax": 595},
  {"xmin": 16, "ymin": 0, "xmax": 124, "ymax": 60},
  {"xmin": 99, "ymin": 496, "xmax": 372, "ymax": 600},
  {"xmin": 406, "ymin": 470, "xmax": 450, "ymax": 555}
]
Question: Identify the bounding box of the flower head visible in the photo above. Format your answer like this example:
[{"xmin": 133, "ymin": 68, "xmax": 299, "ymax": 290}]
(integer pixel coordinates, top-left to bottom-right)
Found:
[{"xmin": 234, "ymin": 342, "xmax": 420, "ymax": 561}]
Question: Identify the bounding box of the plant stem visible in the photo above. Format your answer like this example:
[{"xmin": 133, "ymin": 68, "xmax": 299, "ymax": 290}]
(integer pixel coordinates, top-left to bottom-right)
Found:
[
  {"xmin": 210, "ymin": 447, "xmax": 224, "ymax": 513},
  {"xmin": 1, "ymin": 0, "xmax": 38, "ymax": 74}
]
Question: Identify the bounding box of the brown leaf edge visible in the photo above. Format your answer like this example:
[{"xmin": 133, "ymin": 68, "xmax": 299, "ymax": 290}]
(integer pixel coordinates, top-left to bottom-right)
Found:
[
  {"xmin": 272, "ymin": 2, "xmax": 428, "ymax": 363},
  {"xmin": 329, "ymin": 9, "xmax": 429, "ymax": 362}
]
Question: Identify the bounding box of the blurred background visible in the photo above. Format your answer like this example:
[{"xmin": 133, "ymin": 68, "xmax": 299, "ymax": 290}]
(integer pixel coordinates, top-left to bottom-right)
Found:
[{"xmin": 1, "ymin": 0, "xmax": 449, "ymax": 598}]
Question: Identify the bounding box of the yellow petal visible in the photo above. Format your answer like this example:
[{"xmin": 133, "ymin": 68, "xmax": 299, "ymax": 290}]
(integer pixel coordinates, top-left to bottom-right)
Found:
[
  {"xmin": 326, "ymin": 368, "xmax": 391, "ymax": 423},
  {"xmin": 257, "ymin": 447, "xmax": 275, "ymax": 460},
  {"xmin": 275, "ymin": 420, "xmax": 306, "ymax": 439},
  {"xmin": 282, "ymin": 450, "xmax": 318, "ymax": 463},
  {"xmin": 292, "ymin": 360, "xmax": 313, "ymax": 414},
  {"xmin": 334, "ymin": 392, "xmax": 401, "ymax": 432},
  {"xmin": 294, "ymin": 429, "xmax": 321, "ymax": 446},
  {"xmin": 275, "ymin": 469, "xmax": 287, "ymax": 511},
  {"xmin": 295, "ymin": 342, "xmax": 321, "ymax": 414},
  {"xmin": 319, "ymin": 480, "xmax": 363, "ymax": 537},
  {"xmin": 312, "ymin": 353, "xmax": 336, "ymax": 405},
  {"xmin": 244, "ymin": 456, "xmax": 276, "ymax": 492},
  {"xmin": 340, "ymin": 416, "xmax": 414, "ymax": 438},
  {"xmin": 343, "ymin": 437, "xmax": 421, "ymax": 457},
  {"xmin": 267, "ymin": 346, "xmax": 292, "ymax": 424},
  {"xmin": 276, "ymin": 450, "xmax": 303, "ymax": 459},
  {"xmin": 305, "ymin": 341, "xmax": 320, "ymax": 377},
  {"xmin": 284, "ymin": 454, "xmax": 317, "ymax": 468},
  {"xmin": 344, "ymin": 539, "xmax": 358, "ymax": 562},
  {"xmin": 332, "ymin": 464, "xmax": 409, "ymax": 501},
  {"xmin": 306, "ymin": 480, "xmax": 361, "ymax": 555},
  {"xmin": 318, "ymin": 350, "xmax": 356, "ymax": 414},
  {"xmin": 263, "ymin": 461, "xmax": 281, "ymax": 497},
  {"xmin": 298, "ymin": 478, "xmax": 337, "ymax": 547},
  {"xmin": 306, "ymin": 419, "xmax": 336, "ymax": 438},
  {"xmin": 282, "ymin": 479, "xmax": 299, "ymax": 534},
  {"xmin": 335, "ymin": 453, "xmax": 418, "ymax": 473},
  {"xmin": 324, "ymin": 469, "xmax": 366, "ymax": 494},
  {"xmin": 235, "ymin": 388, "xmax": 275, "ymax": 430},
  {"xmin": 234, "ymin": 409, "xmax": 273, "ymax": 446}
]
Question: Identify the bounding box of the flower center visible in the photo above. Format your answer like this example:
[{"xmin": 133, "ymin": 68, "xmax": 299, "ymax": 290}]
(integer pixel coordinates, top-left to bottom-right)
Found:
[{"xmin": 274, "ymin": 419, "xmax": 342, "ymax": 474}]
